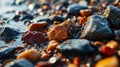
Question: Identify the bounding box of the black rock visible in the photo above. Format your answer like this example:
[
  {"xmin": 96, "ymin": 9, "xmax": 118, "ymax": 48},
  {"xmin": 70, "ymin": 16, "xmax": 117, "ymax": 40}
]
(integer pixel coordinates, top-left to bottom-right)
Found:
[
  {"xmin": 81, "ymin": 15, "xmax": 113, "ymax": 40},
  {"xmin": 0, "ymin": 47, "xmax": 15, "ymax": 59},
  {"xmin": 21, "ymin": 14, "xmax": 34, "ymax": 21},
  {"xmin": 12, "ymin": 15, "xmax": 20, "ymax": 21},
  {"xmin": 67, "ymin": 4, "xmax": 88, "ymax": 16},
  {"xmin": 49, "ymin": 15, "xmax": 65, "ymax": 23},
  {"xmin": 57, "ymin": 39, "xmax": 95, "ymax": 56},
  {"xmin": 0, "ymin": 27, "xmax": 20, "ymax": 41},
  {"xmin": 5, "ymin": 59, "xmax": 34, "ymax": 67},
  {"xmin": 103, "ymin": 5, "xmax": 120, "ymax": 29}
]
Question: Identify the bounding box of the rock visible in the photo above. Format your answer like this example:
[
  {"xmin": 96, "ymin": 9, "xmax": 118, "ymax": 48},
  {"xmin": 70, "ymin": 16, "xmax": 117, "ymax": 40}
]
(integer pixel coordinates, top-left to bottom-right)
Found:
[
  {"xmin": 0, "ymin": 27, "xmax": 20, "ymax": 42},
  {"xmin": 47, "ymin": 20, "xmax": 71, "ymax": 42},
  {"xmin": 22, "ymin": 31, "xmax": 48, "ymax": 44},
  {"xmin": 12, "ymin": 15, "xmax": 20, "ymax": 21},
  {"xmin": 57, "ymin": 39, "xmax": 95, "ymax": 56},
  {"xmin": 21, "ymin": 14, "xmax": 34, "ymax": 21},
  {"xmin": 17, "ymin": 49, "xmax": 40, "ymax": 61},
  {"xmin": 28, "ymin": 22, "xmax": 47, "ymax": 32},
  {"xmin": 95, "ymin": 56, "xmax": 119, "ymax": 67},
  {"xmin": 46, "ymin": 40, "xmax": 59, "ymax": 51},
  {"xmin": 67, "ymin": 4, "xmax": 88, "ymax": 16},
  {"xmin": 5, "ymin": 59, "xmax": 34, "ymax": 67},
  {"xmin": 103, "ymin": 5, "xmax": 120, "ymax": 29},
  {"xmin": 81, "ymin": 15, "xmax": 113, "ymax": 40},
  {"xmin": 0, "ymin": 47, "xmax": 15, "ymax": 59},
  {"xmin": 49, "ymin": 15, "xmax": 65, "ymax": 23}
]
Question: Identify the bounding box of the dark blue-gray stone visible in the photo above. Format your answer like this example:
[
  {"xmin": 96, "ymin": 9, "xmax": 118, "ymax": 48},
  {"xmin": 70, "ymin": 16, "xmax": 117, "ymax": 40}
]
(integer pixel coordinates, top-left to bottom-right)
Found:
[
  {"xmin": 103, "ymin": 5, "xmax": 120, "ymax": 29},
  {"xmin": 57, "ymin": 39, "xmax": 95, "ymax": 56},
  {"xmin": 67, "ymin": 4, "xmax": 88, "ymax": 16},
  {"xmin": 5, "ymin": 59, "xmax": 34, "ymax": 67},
  {"xmin": 81, "ymin": 15, "xmax": 113, "ymax": 40}
]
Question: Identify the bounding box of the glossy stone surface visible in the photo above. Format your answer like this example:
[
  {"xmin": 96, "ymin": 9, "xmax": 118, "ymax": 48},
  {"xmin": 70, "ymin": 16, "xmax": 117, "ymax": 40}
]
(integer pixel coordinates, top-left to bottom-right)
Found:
[
  {"xmin": 5, "ymin": 59, "xmax": 34, "ymax": 67},
  {"xmin": 67, "ymin": 4, "xmax": 88, "ymax": 16},
  {"xmin": 57, "ymin": 39, "xmax": 95, "ymax": 56}
]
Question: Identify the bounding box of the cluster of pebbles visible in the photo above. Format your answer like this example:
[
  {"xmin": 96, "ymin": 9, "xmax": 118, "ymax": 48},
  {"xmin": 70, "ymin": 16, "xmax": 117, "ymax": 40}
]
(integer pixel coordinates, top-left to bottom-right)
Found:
[{"xmin": 0, "ymin": 0, "xmax": 120, "ymax": 67}]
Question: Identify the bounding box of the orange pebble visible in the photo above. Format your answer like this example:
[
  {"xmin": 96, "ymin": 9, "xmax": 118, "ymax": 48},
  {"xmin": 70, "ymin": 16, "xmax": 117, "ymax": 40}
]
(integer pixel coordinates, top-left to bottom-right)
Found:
[
  {"xmin": 40, "ymin": 53, "xmax": 50, "ymax": 60},
  {"xmin": 93, "ymin": 41, "xmax": 104, "ymax": 46},
  {"xmin": 95, "ymin": 56, "xmax": 119, "ymax": 67},
  {"xmin": 55, "ymin": 11, "xmax": 62, "ymax": 16},
  {"xmin": 68, "ymin": 63, "xmax": 77, "ymax": 67},
  {"xmin": 28, "ymin": 22, "xmax": 47, "ymax": 31},
  {"xmin": 79, "ymin": 16, "xmax": 87, "ymax": 25},
  {"xmin": 101, "ymin": 45, "xmax": 115, "ymax": 56},
  {"xmin": 36, "ymin": 62, "xmax": 52, "ymax": 67},
  {"xmin": 46, "ymin": 40, "xmax": 59, "ymax": 51},
  {"xmin": 17, "ymin": 49, "xmax": 40, "ymax": 61},
  {"xmin": 73, "ymin": 57, "xmax": 80, "ymax": 67},
  {"xmin": 80, "ymin": 9, "xmax": 92, "ymax": 17},
  {"xmin": 106, "ymin": 40, "xmax": 118, "ymax": 49}
]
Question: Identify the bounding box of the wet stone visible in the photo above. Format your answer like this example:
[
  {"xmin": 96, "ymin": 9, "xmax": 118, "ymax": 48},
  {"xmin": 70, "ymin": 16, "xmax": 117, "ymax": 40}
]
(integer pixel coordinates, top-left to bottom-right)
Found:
[
  {"xmin": 0, "ymin": 27, "xmax": 20, "ymax": 42},
  {"xmin": 103, "ymin": 5, "xmax": 120, "ymax": 29},
  {"xmin": 5, "ymin": 59, "xmax": 34, "ymax": 67},
  {"xmin": 49, "ymin": 15, "xmax": 65, "ymax": 23},
  {"xmin": 67, "ymin": 4, "xmax": 88, "ymax": 16},
  {"xmin": 22, "ymin": 31, "xmax": 48, "ymax": 44},
  {"xmin": 0, "ymin": 47, "xmax": 15, "ymax": 59},
  {"xmin": 21, "ymin": 14, "xmax": 34, "ymax": 21},
  {"xmin": 57, "ymin": 39, "xmax": 95, "ymax": 56},
  {"xmin": 81, "ymin": 15, "xmax": 113, "ymax": 40}
]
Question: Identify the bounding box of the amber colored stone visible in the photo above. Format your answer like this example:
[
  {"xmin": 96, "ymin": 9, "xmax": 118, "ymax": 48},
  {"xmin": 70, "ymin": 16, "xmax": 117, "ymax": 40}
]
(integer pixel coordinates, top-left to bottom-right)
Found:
[
  {"xmin": 73, "ymin": 57, "xmax": 80, "ymax": 67},
  {"xmin": 106, "ymin": 40, "xmax": 118, "ymax": 49},
  {"xmin": 68, "ymin": 63, "xmax": 77, "ymax": 67},
  {"xmin": 101, "ymin": 45, "xmax": 115, "ymax": 56},
  {"xmin": 93, "ymin": 41, "xmax": 104, "ymax": 47},
  {"xmin": 40, "ymin": 53, "xmax": 50, "ymax": 60},
  {"xmin": 28, "ymin": 22, "xmax": 47, "ymax": 31},
  {"xmin": 46, "ymin": 40, "xmax": 59, "ymax": 51},
  {"xmin": 80, "ymin": 9, "xmax": 92, "ymax": 17},
  {"xmin": 79, "ymin": 16, "xmax": 87, "ymax": 25},
  {"xmin": 95, "ymin": 56, "xmax": 119, "ymax": 67},
  {"xmin": 17, "ymin": 49, "xmax": 40, "ymax": 61},
  {"xmin": 47, "ymin": 20, "xmax": 71, "ymax": 42},
  {"xmin": 36, "ymin": 62, "xmax": 52, "ymax": 67}
]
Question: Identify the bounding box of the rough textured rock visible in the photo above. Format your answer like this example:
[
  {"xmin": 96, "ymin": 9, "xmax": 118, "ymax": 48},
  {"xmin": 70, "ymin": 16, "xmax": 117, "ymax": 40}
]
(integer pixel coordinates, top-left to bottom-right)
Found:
[
  {"xmin": 0, "ymin": 27, "xmax": 20, "ymax": 41},
  {"xmin": 57, "ymin": 39, "xmax": 95, "ymax": 56},
  {"xmin": 81, "ymin": 15, "xmax": 113, "ymax": 40},
  {"xmin": 22, "ymin": 31, "xmax": 48, "ymax": 44},
  {"xmin": 47, "ymin": 20, "xmax": 71, "ymax": 42},
  {"xmin": 103, "ymin": 5, "xmax": 120, "ymax": 29}
]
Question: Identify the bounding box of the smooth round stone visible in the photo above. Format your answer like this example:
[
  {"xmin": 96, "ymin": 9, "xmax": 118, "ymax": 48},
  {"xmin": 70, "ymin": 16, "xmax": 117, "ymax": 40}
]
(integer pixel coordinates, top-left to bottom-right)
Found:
[
  {"xmin": 57, "ymin": 39, "xmax": 95, "ymax": 56},
  {"xmin": 5, "ymin": 59, "xmax": 34, "ymax": 67},
  {"xmin": 0, "ymin": 47, "xmax": 15, "ymax": 59},
  {"xmin": 67, "ymin": 4, "xmax": 88, "ymax": 16}
]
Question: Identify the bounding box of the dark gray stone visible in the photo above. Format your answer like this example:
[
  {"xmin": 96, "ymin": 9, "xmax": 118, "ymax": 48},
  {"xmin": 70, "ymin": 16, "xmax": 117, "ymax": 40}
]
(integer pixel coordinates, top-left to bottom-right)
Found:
[
  {"xmin": 5, "ymin": 59, "xmax": 34, "ymax": 67},
  {"xmin": 57, "ymin": 39, "xmax": 95, "ymax": 56},
  {"xmin": 81, "ymin": 15, "xmax": 113, "ymax": 40},
  {"xmin": 67, "ymin": 4, "xmax": 88, "ymax": 16},
  {"xmin": 103, "ymin": 5, "xmax": 120, "ymax": 29}
]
